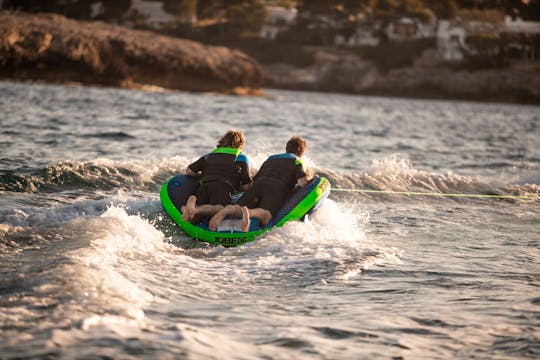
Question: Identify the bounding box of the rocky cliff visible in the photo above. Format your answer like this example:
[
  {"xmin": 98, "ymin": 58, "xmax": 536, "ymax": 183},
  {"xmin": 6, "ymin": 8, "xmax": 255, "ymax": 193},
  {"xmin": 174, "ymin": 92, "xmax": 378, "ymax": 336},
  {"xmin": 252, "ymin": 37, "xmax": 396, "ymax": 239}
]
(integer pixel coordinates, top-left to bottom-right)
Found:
[
  {"xmin": 2, "ymin": 11, "xmax": 539, "ymax": 104},
  {"xmin": 0, "ymin": 11, "xmax": 263, "ymax": 93}
]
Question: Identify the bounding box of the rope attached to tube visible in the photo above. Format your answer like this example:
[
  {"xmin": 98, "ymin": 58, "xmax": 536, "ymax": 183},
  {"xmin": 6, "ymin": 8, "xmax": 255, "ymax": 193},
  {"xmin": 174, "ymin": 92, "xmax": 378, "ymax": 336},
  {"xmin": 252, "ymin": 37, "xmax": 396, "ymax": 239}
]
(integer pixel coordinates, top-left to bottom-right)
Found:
[{"xmin": 331, "ymin": 188, "xmax": 538, "ymax": 200}]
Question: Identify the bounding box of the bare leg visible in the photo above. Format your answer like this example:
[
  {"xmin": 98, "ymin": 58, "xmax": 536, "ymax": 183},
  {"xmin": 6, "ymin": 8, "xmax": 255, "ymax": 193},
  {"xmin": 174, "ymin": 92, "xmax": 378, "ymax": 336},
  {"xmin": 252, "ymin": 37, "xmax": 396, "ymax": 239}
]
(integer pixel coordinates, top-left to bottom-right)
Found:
[
  {"xmin": 209, "ymin": 205, "xmax": 242, "ymax": 231},
  {"xmin": 182, "ymin": 195, "xmax": 197, "ymax": 221},
  {"xmin": 248, "ymin": 208, "xmax": 273, "ymax": 226},
  {"xmin": 194, "ymin": 204, "xmax": 224, "ymax": 218},
  {"xmin": 241, "ymin": 206, "xmax": 250, "ymax": 232}
]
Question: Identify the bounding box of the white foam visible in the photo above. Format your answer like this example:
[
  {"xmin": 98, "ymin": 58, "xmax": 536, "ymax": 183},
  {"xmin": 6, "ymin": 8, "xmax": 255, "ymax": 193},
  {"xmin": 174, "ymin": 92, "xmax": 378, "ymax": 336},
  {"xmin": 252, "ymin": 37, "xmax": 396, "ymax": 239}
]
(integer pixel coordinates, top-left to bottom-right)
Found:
[
  {"xmin": 96, "ymin": 205, "xmax": 166, "ymax": 255},
  {"xmin": 81, "ymin": 314, "xmax": 145, "ymax": 334},
  {"xmin": 219, "ymin": 199, "xmax": 402, "ymax": 281},
  {"xmin": 54, "ymin": 206, "xmax": 169, "ymax": 326},
  {"xmin": 369, "ymin": 153, "xmax": 416, "ymax": 177},
  {"xmin": 0, "ymin": 223, "xmax": 22, "ymax": 238}
]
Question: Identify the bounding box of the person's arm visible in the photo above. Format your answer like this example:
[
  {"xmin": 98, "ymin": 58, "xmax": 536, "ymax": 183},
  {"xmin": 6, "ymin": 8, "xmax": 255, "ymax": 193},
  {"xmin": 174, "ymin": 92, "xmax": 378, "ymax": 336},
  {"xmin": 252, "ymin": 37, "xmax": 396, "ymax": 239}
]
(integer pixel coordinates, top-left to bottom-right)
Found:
[
  {"xmin": 186, "ymin": 166, "xmax": 200, "ymax": 177},
  {"xmin": 186, "ymin": 156, "xmax": 205, "ymax": 177},
  {"xmin": 295, "ymin": 159, "xmax": 311, "ymax": 187},
  {"xmin": 297, "ymin": 175, "xmax": 311, "ymax": 187}
]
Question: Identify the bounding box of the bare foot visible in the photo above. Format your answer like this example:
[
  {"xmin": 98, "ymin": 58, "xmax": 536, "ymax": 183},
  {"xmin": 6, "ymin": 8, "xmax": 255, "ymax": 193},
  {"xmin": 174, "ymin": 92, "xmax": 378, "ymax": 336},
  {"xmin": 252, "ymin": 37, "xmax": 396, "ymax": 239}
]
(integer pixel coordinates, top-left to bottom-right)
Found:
[
  {"xmin": 261, "ymin": 210, "xmax": 272, "ymax": 227},
  {"xmin": 182, "ymin": 195, "xmax": 197, "ymax": 222},
  {"xmin": 209, "ymin": 209, "xmax": 228, "ymax": 231},
  {"xmin": 241, "ymin": 206, "xmax": 250, "ymax": 232}
]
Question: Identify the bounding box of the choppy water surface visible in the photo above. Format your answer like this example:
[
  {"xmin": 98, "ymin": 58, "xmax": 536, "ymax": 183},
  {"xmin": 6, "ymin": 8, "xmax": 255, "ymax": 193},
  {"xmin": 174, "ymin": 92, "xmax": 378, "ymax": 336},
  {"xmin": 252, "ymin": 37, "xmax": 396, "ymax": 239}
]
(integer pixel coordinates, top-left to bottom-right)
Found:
[{"xmin": 1, "ymin": 81, "xmax": 539, "ymax": 359}]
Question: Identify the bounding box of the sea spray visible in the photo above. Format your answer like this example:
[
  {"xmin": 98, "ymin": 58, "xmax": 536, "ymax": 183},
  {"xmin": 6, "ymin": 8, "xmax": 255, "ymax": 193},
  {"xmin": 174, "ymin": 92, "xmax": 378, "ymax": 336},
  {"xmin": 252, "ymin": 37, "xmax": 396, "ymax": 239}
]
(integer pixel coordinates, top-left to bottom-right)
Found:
[
  {"xmin": 216, "ymin": 199, "xmax": 402, "ymax": 284},
  {"xmin": 0, "ymin": 157, "xmax": 191, "ymax": 193},
  {"xmin": 2, "ymin": 154, "xmax": 536, "ymax": 203},
  {"xmin": 2, "ymin": 83, "xmax": 539, "ymax": 359}
]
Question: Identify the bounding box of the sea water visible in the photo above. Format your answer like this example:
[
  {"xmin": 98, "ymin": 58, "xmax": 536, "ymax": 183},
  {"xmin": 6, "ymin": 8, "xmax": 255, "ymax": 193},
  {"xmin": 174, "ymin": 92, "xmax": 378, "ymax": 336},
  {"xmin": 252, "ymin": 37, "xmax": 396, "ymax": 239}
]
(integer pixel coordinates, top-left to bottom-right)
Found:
[{"xmin": 0, "ymin": 81, "xmax": 539, "ymax": 359}]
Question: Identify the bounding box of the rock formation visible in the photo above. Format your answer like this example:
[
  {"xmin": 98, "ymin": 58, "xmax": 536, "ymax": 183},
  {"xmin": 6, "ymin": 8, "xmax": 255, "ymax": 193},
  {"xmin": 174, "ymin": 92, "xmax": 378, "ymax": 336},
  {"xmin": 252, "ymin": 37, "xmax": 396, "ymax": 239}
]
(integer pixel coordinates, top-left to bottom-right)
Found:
[{"xmin": 0, "ymin": 11, "xmax": 263, "ymax": 93}]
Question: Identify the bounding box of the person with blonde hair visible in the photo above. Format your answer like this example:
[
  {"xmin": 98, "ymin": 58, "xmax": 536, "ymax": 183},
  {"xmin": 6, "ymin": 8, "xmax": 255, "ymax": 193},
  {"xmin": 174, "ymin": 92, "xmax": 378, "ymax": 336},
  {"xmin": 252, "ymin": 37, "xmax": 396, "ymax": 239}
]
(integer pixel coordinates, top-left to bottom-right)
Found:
[
  {"xmin": 182, "ymin": 129, "xmax": 251, "ymax": 223},
  {"xmin": 209, "ymin": 136, "xmax": 310, "ymax": 232}
]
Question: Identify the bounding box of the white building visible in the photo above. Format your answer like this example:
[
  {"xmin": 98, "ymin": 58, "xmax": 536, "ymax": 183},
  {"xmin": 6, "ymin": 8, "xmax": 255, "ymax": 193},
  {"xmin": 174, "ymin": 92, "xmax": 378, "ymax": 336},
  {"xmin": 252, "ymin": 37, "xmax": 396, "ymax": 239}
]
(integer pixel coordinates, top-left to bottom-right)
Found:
[
  {"xmin": 259, "ymin": 6, "xmax": 297, "ymax": 40},
  {"xmin": 437, "ymin": 20, "xmax": 468, "ymax": 61},
  {"xmin": 128, "ymin": 0, "xmax": 180, "ymax": 29},
  {"xmin": 335, "ymin": 23, "xmax": 380, "ymax": 47},
  {"xmin": 503, "ymin": 15, "xmax": 540, "ymax": 34},
  {"xmin": 436, "ymin": 16, "xmax": 540, "ymax": 61},
  {"xmin": 386, "ymin": 17, "xmax": 436, "ymax": 41},
  {"xmin": 335, "ymin": 17, "xmax": 435, "ymax": 48},
  {"xmin": 502, "ymin": 16, "xmax": 540, "ymax": 60},
  {"xmin": 90, "ymin": 2, "xmax": 104, "ymax": 19}
]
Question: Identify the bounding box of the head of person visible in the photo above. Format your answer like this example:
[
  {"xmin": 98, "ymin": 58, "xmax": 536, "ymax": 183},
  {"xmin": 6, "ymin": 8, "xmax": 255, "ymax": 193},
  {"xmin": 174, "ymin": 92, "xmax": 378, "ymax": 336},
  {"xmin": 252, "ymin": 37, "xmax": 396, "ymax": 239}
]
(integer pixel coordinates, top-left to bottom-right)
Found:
[
  {"xmin": 217, "ymin": 129, "xmax": 246, "ymax": 149},
  {"xmin": 286, "ymin": 136, "xmax": 307, "ymax": 157}
]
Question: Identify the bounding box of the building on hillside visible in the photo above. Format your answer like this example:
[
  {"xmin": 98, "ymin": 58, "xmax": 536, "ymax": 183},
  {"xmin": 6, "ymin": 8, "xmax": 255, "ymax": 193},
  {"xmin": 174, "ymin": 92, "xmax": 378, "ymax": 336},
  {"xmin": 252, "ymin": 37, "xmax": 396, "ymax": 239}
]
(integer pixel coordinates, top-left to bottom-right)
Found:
[
  {"xmin": 437, "ymin": 20, "xmax": 469, "ymax": 61},
  {"xmin": 259, "ymin": 6, "xmax": 297, "ymax": 40},
  {"xmin": 437, "ymin": 16, "xmax": 540, "ymax": 61},
  {"xmin": 128, "ymin": 0, "xmax": 195, "ymax": 29},
  {"xmin": 385, "ymin": 17, "xmax": 436, "ymax": 41},
  {"xmin": 502, "ymin": 16, "xmax": 540, "ymax": 60},
  {"xmin": 90, "ymin": 2, "xmax": 104, "ymax": 19},
  {"xmin": 503, "ymin": 15, "xmax": 540, "ymax": 34},
  {"xmin": 335, "ymin": 22, "xmax": 380, "ymax": 47},
  {"xmin": 335, "ymin": 17, "xmax": 435, "ymax": 47}
]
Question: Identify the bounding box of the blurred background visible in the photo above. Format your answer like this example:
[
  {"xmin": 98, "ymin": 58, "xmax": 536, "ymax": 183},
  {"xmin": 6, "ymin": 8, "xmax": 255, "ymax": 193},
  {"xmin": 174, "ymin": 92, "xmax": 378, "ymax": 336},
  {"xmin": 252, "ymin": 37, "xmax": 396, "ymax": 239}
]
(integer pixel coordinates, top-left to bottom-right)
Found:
[{"xmin": 1, "ymin": 0, "xmax": 540, "ymax": 103}]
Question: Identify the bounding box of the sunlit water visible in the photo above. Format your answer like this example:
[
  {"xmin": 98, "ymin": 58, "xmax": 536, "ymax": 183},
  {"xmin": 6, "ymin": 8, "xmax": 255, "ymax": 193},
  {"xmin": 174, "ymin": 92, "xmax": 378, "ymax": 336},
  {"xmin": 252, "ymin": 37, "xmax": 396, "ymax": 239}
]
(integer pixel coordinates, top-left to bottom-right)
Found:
[{"xmin": 1, "ymin": 81, "xmax": 539, "ymax": 359}]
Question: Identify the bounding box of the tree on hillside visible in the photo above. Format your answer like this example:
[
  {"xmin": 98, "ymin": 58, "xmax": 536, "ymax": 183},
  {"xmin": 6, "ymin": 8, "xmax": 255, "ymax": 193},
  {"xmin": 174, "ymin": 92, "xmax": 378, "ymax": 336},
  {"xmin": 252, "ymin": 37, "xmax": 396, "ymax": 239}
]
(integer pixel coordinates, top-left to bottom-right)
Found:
[
  {"xmin": 400, "ymin": 0, "xmax": 435, "ymax": 21},
  {"xmin": 225, "ymin": 0, "xmax": 267, "ymax": 34},
  {"xmin": 294, "ymin": 0, "xmax": 340, "ymax": 46},
  {"xmin": 100, "ymin": 0, "xmax": 132, "ymax": 20},
  {"xmin": 371, "ymin": 0, "xmax": 399, "ymax": 22},
  {"xmin": 195, "ymin": 0, "xmax": 267, "ymax": 35},
  {"xmin": 422, "ymin": 0, "xmax": 459, "ymax": 19},
  {"xmin": 296, "ymin": 0, "xmax": 375, "ymax": 19},
  {"xmin": 162, "ymin": 0, "xmax": 197, "ymax": 23},
  {"xmin": 450, "ymin": 0, "xmax": 539, "ymax": 20},
  {"xmin": 266, "ymin": 0, "xmax": 297, "ymax": 8},
  {"xmin": 372, "ymin": 0, "xmax": 435, "ymax": 22},
  {"xmin": 1, "ymin": 0, "xmax": 131, "ymax": 20},
  {"xmin": 504, "ymin": 0, "xmax": 540, "ymax": 21},
  {"xmin": 341, "ymin": 0, "xmax": 377, "ymax": 20},
  {"xmin": 297, "ymin": 0, "xmax": 338, "ymax": 15},
  {"xmin": 292, "ymin": 1, "xmax": 374, "ymax": 45}
]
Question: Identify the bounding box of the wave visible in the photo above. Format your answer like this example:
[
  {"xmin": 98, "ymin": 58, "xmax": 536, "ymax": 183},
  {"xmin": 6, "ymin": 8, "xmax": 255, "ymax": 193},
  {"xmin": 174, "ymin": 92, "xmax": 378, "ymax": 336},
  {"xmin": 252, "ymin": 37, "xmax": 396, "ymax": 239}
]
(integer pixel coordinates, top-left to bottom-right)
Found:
[
  {"xmin": 0, "ymin": 206, "xmax": 168, "ymax": 354},
  {"xmin": 316, "ymin": 155, "xmax": 540, "ymax": 201},
  {"xmin": 1, "ymin": 196, "xmax": 387, "ymax": 286},
  {"xmin": 81, "ymin": 131, "xmax": 136, "ymax": 140},
  {"xmin": 0, "ymin": 202, "xmax": 399, "ymax": 358},
  {"xmin": 1, "ymin": 155, "xmax": 538, "ymax": 201},
  {"xmin": 0, "ymin": 157, "xmax": 190, "ymax": 193},
  {"xmin": 214, "ymin": 199, "xmax": 402, "ymax": 284}
]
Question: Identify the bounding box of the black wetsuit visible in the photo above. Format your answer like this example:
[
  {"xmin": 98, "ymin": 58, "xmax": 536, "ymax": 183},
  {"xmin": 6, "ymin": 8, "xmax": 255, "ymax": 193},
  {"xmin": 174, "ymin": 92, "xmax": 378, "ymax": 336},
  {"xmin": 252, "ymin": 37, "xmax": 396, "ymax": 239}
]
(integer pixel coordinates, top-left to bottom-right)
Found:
[
  {"xmin": 188, "ymin": 147, "xmax": 251, "ymax": 206},
  {"xmin": 237, "ymin": 153, "xmax": 307, "ymax": 216}
]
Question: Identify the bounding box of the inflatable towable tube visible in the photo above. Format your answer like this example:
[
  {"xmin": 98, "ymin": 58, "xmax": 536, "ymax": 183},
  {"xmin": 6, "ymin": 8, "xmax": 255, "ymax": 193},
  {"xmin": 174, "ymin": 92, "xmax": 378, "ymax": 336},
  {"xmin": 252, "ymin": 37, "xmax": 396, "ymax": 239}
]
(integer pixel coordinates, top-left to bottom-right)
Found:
[{"xmin": 160, "ymin": 174, "xmax": 331, "ymax": 247}]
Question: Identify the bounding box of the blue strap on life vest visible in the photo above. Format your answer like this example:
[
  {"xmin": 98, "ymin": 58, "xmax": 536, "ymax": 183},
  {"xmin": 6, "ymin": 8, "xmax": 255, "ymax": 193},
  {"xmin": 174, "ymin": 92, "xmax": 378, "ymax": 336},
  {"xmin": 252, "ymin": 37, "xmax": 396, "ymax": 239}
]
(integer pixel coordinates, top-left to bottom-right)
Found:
[{"xmin": 268, "ymin": 153, "xmax": 304, "ymax": 170}]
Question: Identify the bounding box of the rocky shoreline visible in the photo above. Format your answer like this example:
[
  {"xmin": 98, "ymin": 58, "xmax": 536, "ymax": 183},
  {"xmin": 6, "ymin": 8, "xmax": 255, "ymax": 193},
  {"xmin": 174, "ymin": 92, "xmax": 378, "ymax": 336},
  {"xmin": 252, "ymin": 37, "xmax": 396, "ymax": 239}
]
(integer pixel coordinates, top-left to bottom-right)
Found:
[
  {"xmin": 1, "ymin": 11, "xmax": 539, "ymax": 104},
  {"xmin": 262, "ymin": 50, "xmax": 540, "ymax": 105},
  {"xmin": 0, "ymin": 11, "xmax": 263, "ymax": 94}
]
